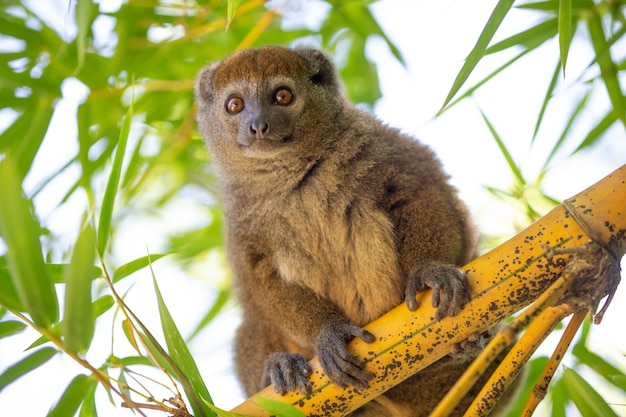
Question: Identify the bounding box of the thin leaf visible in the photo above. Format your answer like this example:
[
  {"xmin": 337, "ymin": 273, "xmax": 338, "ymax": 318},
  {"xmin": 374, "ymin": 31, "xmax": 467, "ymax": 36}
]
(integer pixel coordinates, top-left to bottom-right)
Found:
[
  {"xmin": 226, "ymin": 0, "xmax": 240, "ymax": 29},
  {"xmin": 479, "ymin": 109, "xmax": 525, "ymax": 186},
  {"xmin": 97, "ymin": 104, "xmax": 133, "ymax": 255},
  {"xmin": 205, "ymin": 403, "xmax": 248, "ymax": 417},
  {"xmin": 532, "ymin": 59, "xmax": 562, "ymax": 142},
  {"xmin": 440, "ymin": 0, "xmax": 515, "ymax": 111},
  {"xmin": 541, "ymin": 89, "xmax": 591, "ymax": 173},
  {"xmin": 549, "ymin": 376, "xmax": 568, "ymax": 417},
  {"xmin": 28, "ymin": 295, "xmax": 112, "ymax": 350},
  {"xmin": 112, "ymin": 253, "xmax": 169, "ymax": 283},
  {"xmin": 78, "ymin": 376, "xmax": 99, "ymax": 417},
  {"xmin": 256, "ymin": 396, "xmax": 307, "ymax": 417},
  {"xmin": 441, "ymin": 20, "xmax": 555, "ymax": 114},
  {"xmin": 47, "ymin": 374, "xmax": 93, "ymax": 417},
  {"xmin": 187, "ymin": 287, "xmax": 232, "ymax": 342},
  {"xmin": 574, "ymin": 110, "xmax": 618, "ymax": 153},
  {"xmin": 74, "ymin": 0, "xmax": 97, "ymax": 74},
  {"xmin": 0, "ymin": 347, "xmax": 57, "ymax": 392},
  {"xmin": 558, "ymin": 0, "xmax": 573, "ymax": 73},
  {"xmin": 47, "ymin": 263, "xmax": 102, "ymax": 284},
  {"xmin": 0, "ymin": 268, "xmax": 23, "ymax": 312},
  {"xmin": 485, "ymin": 18, "xmax": 558, "ymax": 54},
  {"xmin": 0, "ymin": 156, "xmax": 58, "ymax": 328},
  {"xmin": 562, "ymin": 368, "xmax": 619, "ymax": 417},
  {"xmin": 63, "ymin": 225, "xmax": 97, "ymax": 354},
  {"xmin": 586, "ymin": 11, "xmax": 626, "ymax": 127},
  {"xmin": 151, "ymin": 267, "xmax": 215, "ymax": 417},
  {"xmin": 0, "ymin": 320, "xmax": 26, "ymax": 339},
  {"xmin": 572, "ymin": 342, "xmax": 626, "ymax": 391},
  {"xmin": 441, "ymin": 47, "xmax": 532, "ymax": 114}
]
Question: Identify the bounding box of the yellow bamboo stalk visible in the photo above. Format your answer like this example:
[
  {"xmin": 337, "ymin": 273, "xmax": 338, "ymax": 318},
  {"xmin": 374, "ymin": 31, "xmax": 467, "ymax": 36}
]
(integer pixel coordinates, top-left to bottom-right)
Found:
[
  {"xmin": 521, "ymin": 310, "xmax": 587, "ymax": 416},
  {"xmin": 230, "ymin": 164, "xmax": 626, "ymax": 417}
]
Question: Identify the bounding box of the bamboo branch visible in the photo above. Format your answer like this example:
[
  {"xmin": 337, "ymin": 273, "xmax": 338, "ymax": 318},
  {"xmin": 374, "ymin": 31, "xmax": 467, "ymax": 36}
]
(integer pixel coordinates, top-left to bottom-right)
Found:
[{"xmin": 230, "ymin": 164, "xmax": 625, "ymax": 416}]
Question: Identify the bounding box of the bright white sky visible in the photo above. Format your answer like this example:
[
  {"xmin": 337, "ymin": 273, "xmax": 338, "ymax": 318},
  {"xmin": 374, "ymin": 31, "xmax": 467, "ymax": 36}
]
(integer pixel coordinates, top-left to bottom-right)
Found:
[{"xmin": 1, "ymin": 1, "xmax": 625, "ymax": 416}]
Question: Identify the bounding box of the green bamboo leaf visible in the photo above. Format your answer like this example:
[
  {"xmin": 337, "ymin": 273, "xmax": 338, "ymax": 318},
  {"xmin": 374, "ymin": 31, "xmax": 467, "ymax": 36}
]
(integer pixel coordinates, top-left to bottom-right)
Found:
[
  {"xmin": 532, "ymin": 59, "xmax": 562, "ymax": 142},
  {"xmin": 440, "ymin": 0, "xmax": 515, "ymax": 112},
  {"xmin": 479, "ymin": 109, "xmax": 525, "ymax": 186},
  {"xmin": 187, "ymin": 287, "xmax": 232, "ymax": 342},
  {"xmin": 226, "ymin": 0, "xmax": 240, "ymax": 29},
  {"xmin": 152, "ymin": 271, "xmax": 215, "ymax": 417},
  {"xmin": 112, "ymin": 253, "xmax": 169, "ymax": 283},
  {"xmin": 47, "ymin": 374, "xmax": 93, "ymax": 417},
  {"xmin": 572, "ymin": 342, "xmax": 626, "ymax": 391},
  {"xmin": 0, "ymin": 267, "xmax": 23, "ymax": 312},
  {"xmin": 0, "ymin": 98, "xmax": 56, "ymax": 179},
  {"xmin": 28, "ymin": 295, "xmax": 112, "ymax": 350},
  {"xmin": 441, "ymin": 47, "xmax": 532, "ymax": 114},
  {"xmin": 563, "ymin": 368, "xmax": 619, "ymax": 417},
  {"xmin": 63, "ymin": 225, "xmax": 97, "ymax": 354},
  {"xmin": 586, "ymin": 11, "xmax": 626, "ymax": 128},
  {"xmin": 541, "ymin": 89, "xmax": 591, "ymax": 173},
  {"xmin": 75, "ymin": 0, "xmax": 97, "ymax": 73},
  {"xmin": 574, "ymin": 111, "xmax": 618, "ymax": 153},
  {"xmin": 549, "ymin": 376, "xmax": 568, "ymax": 417},
  {"xmin": 256, "ymin": 397, "xmax": 307, "ymax": 417},
  {"xmin": 485, "ymin": 18, "xmax": 558, "ymax": 54},
  {"xmin": 97, "ymin": 104, "xmax": 133, "ymax": 255},
  {"xmin": 558, "ymin": 0, "xmax": 573, "ymax": 73},
  {"xmin": 78, "ymin": 376, "xmax": 98, "ymax": 417},
  {"xmin": 0, "ymin": 320, "xmax": 26, "ymax": 339},
  {"xmin": 0, "ymin": 347, "xmax": 57, "ymax": 392},
  {"xmin": 47, "ymin": 263, "xmax": 102, "ymax": 284},
  {"xmin": 516, "ymin": 0, "xmax": 594, "ymax": 11},
  {"xmin": 205, "ymin": 403, "xmax": 248, "ymax": 417},
  {"xmin": 0, "ymin": 156, "xmax": 58, "ymax": 328}
]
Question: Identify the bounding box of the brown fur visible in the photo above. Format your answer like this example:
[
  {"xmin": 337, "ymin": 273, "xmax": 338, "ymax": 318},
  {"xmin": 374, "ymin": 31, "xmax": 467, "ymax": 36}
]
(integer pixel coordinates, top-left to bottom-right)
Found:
[{"xmin": 195, "ymin": 46, "xmax": 490, "ymax": 416}]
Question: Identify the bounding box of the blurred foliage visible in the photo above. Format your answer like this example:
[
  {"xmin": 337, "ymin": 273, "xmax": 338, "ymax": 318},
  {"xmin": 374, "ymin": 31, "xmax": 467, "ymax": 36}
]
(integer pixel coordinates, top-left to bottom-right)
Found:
[{"xmin": 0, "ymin": 0, "xmax": 624, "ymax": 416}]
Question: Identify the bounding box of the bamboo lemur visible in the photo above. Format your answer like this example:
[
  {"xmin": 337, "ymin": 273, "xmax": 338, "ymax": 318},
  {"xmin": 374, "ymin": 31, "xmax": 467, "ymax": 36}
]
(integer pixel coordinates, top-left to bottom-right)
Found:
[{"xmin": 196, "ymin": 46, "xmax": 491, "ymax": 416}]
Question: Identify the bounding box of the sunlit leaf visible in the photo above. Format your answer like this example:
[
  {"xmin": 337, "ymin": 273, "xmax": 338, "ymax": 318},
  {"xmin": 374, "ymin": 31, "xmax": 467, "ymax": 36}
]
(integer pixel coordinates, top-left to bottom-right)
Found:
[
  {"xmin": 0, "ymin": 156, "xmax": 58, "ymax": 328},
  {"xmin": 63, "ymin": 224, "xmax": 97, "ymax": 354},
  {"xmin": 97, "ymin": 104, "xmax": 133, "ymax": 255},
  {"xmin": 188, "ymin": 287, "xmax": 232, "ymax": 342},
  {"xmin": 48, "ymin": 374, "xmax": 93, "ymax": 417},
  {"xmin": 572, "ymin": 336, "xmax": 626, "ymax": 391},
  {"xmin": 152, "ymin": 269, "xmax": 215, "ymax": 417},
  {"xmin": 256, "ymin": 396, "xmax": 306, "ymax": 417},
  {"xmin": 558, "ymin": 0, "xmax": 573, "ymax": 73},
  {"xmin": 586, "ymin": 11, "xmax": 626, "ymax": 128},
  {"xmin": 0, "ymin": 347, "xmax": 57, "ymax": 392},
  {"xmin": 574, "ymin": 111, "xmax": 618, "ymax": 153},
  {"xmin": 0, "ymin": 267, "xmax": 23, "ymax": 312},
  {"xmin": 532, "ymin": 59, "xmax": 561, "ymax": 142},
  {"xmin": 28, "ymin": 295, "xmax": 112, "ymax": 350},
  {"xmin": 479, "ymin": 109, "xmax": 525, "ymax": 186},
  {"xmin": 549, "ymin": 376, "xmax": 568, "ymax": 417},
  {"xmin": 0, "ymin": 320, "xmax": 26, "ymax": 339},
  {"xmin": 226, "ymin": 0, "xmax": 241, "ymax": 29},
  {"xmin": 541, "ymin": 89, "xmax": 591, "ymax": 173},
  {"xmin": 78, "ymin": 376, "xmax": 99, "ymax": 417},
  {"xmin": 485, "ymin": 18, "xmax": 558, "ymax": 54},
  {"xmin": 75, "ymin": 0, "xmax": 97, "ymax": 73},
  {"xmin": 112, "ymin": 253, "xmax": 169, "ymax": 283},
  {"xmin": 440, "ymin": 0, "xmax": 515, "ymax": 112},
  {"xmin": 562, "ymin": 368, "xmax": 619, "ymax": 417},
  {"xmin": 47, "ymin": 263, "xmax": 102, "ymax": 284}
]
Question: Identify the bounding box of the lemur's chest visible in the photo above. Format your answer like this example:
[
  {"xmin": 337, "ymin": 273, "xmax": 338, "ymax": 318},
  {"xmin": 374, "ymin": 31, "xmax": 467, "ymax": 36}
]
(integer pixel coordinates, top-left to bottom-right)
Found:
[{"xmin": 271, "ymin": 192, "xmax": 404, "ymax": 325}]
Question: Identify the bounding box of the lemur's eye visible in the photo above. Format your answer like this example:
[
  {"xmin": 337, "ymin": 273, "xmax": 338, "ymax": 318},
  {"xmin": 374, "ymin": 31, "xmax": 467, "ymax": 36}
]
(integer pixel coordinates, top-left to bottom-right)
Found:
[
  {"xmin": 274, "ymin": 88, "xmax": 293, "ymax": 106},
  {"xmin": 226, "ymin": 96, "xmax": 245, "ymax": 114}
]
